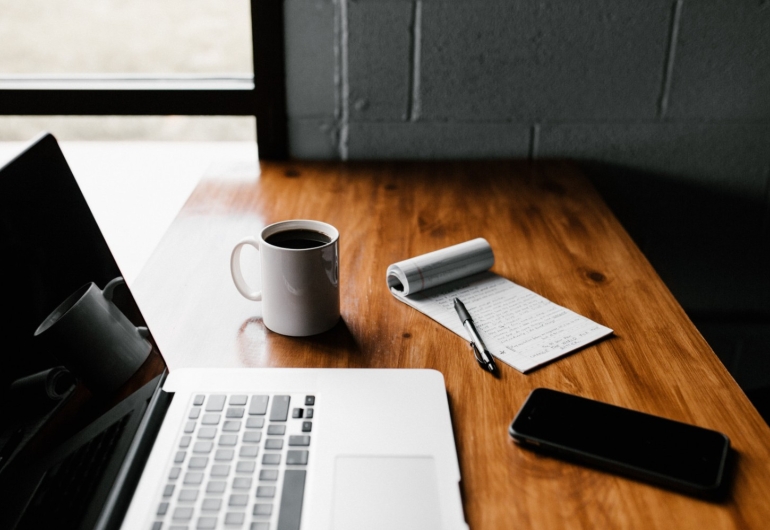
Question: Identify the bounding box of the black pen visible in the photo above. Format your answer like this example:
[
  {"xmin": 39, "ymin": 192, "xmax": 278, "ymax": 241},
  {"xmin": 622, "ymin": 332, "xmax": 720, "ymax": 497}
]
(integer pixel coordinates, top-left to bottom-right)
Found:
[{"xmin": 453, "ymin": 298, "xmax": 498, "ymax": 374}]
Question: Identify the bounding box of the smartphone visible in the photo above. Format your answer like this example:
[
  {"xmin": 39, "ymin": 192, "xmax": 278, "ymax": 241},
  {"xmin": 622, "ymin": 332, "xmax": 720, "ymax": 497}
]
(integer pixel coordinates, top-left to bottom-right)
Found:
[{"xmin": 508, "ymin": 388, "xmax": 731, "ymax": 496}]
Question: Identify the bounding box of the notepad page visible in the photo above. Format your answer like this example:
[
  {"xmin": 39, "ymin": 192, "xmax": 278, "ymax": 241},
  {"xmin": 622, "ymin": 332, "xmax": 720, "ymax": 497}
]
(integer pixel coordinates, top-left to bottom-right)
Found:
[{"xmin": 392, "ymin": 271, "xmax": 613, "ymax": 373}]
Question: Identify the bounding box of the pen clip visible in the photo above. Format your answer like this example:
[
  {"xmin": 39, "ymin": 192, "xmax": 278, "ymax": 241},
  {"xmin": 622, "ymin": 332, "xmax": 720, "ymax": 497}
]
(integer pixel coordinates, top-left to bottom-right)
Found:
[{"xmin": 470, "ymin": 342, "xmax": 486, "ymax": 366}]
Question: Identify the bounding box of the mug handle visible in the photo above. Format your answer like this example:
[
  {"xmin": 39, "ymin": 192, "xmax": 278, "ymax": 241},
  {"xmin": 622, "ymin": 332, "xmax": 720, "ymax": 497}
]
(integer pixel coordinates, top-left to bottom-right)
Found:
[
  {"xmin": 102, "ymin": 276, "xmax": 125, "ymax": 301},
  {"xmin": 102, "ymin": 276, "xmax": 151, "ymax": 341},
  {"xmin": 230, "ymin": 237, "xmax": 263, "ymax": 301}
]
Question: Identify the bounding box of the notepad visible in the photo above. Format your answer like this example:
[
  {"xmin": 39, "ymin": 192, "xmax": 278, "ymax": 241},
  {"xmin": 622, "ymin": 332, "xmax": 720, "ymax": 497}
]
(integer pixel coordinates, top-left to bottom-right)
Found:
[{"xmin": 386, "ymin": 239, "xmax": 613, "ymax": 373}]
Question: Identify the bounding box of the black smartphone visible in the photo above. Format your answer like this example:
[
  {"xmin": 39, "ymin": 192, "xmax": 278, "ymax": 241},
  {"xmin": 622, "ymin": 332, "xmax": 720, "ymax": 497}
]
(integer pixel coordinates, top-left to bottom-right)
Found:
[{"xmin": 508, "ymin": 388, "xmax": 731, "ymax": 496}]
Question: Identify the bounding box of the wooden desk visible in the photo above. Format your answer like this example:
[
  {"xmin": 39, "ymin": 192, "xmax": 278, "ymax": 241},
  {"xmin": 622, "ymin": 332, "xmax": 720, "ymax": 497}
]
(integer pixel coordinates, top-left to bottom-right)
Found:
[{"xmin": 133, "ymin": 160, "xmax": 770, "ymax": 529}]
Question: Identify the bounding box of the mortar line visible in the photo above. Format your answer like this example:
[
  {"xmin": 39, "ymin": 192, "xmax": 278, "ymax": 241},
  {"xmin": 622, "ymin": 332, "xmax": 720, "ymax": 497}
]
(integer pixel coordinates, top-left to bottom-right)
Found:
[
  {"xmin": 407, "ymin": 1, "xmax": 422, "ymax": 122},
  {"xmin": 332, "ymin": 0, "xmax": 341, "ymax": 122},
  {"xmin": 658, "ymin": 0, "xmax": 683, "ymax": 120},
  {"xmin": 338, "ymin": 0, "xmax": 350, "ymax": 160},
  {"xmin": 763, "ymin": 166, "xmax": 770, "ymax": 238},
  {"xmin": 529, "ymin": 124, "xmax": 540, "ymax": 160}
]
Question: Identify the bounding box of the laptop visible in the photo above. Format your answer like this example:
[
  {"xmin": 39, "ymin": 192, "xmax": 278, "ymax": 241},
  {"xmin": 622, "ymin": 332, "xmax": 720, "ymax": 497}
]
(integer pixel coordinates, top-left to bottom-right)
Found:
[{"xmin": 0, "ymin": 134, "xmax": 468, "ymax": 530}]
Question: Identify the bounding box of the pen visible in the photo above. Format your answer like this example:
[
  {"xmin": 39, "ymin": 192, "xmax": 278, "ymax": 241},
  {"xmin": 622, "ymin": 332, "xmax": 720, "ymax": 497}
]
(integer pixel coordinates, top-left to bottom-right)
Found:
[{"xmin": 453, "ymin": 298, "xmax": 498, "ymax": 374}]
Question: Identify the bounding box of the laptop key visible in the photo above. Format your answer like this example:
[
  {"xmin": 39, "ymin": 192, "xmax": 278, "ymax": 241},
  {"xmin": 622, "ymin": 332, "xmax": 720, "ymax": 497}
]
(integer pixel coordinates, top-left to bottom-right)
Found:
[
  {"xmin": 169, "ymin": 467, "xmax": 182, "ymax": 480},
  {"xmin": 197, "ymin": 516, "xmax": 217, "ymax": 530},
  {"xmin": 193, "ymin": 441, "xmax": 214, "ymax": 453},
  {"xmin": 206, "ymin": 481, "xmax": 227, "ymax": 494},
  {"xmin": 201, "ymin": 414, "xmax": 221, "ymax": 425},
  {"xmin": 225, "ymin": 512, "xmax": 245, "ymax": 525},
  {"xmin": 265, "ymin": 439, "xmax": 283, "ymax": 450},
  {"xmin": 152, "ymin": 521, "xmax": 163, "ymax": 530},
  {"xmin": 219, "ymin": 434, "xmax": 238, "ymax": 446},
  {"xmin": 259, "ymin": 469, "xmax": 278, "ymax": 481},
  {"xmin": 243, "ymin": 431, "xmax": 262, "ymax": 443},
  {"xmin": 262, "ymin": 454, "xmax": 281, "ymax": 465},
  {"xmin": 305, "ymin": 408, "xmax": 314, "ymax": 419},
  {"xmin": 202, "ymin": 498, "xmax": 222, "ymax": 511},
  {"xmin": 302, "ymin": 422, "xmax": 312, "ymax": 433},
  {"xmin": 188, "ymin": 408, "xmax": 201, "ymax": 420},
  {"xmin": 269, "ymin": 396, "xmax": 290, "ymax": 421},
  {"xmin": 251, "ymin": 523, "xmax": 269, "ymax": 530},
  {"xmin": 164, "ymin": 484, "xmax": 175, "ymax": 497},
  {"xmin": 286, "ymin": 450, "xmax": 309, "ymax": 465},
  {"xmin": 173, "ymin": 507, "xmax": 194, "ymax": 521},
  {"xmin": 233, "ymin": 477, "xmax": 252, "ymax": 489},
  {"xmin": 246, "ymin": 417, "xmax": 265, "ymax": 429},
  {"xmin": 229, "ymin": 494, "xmax": 249, "ymax": 507},
  {"xmin": 175, "ymin": 451, "xmax": 186, "ymax": 463},
  {"xmin": 249, "ymin": 395, "xmax": 269, "ymax": 415},
  {"xmin": 226, "ymin": 407, "xmax": 245, "ymax": 418},
  {"xmin": 179, "ymin": 489, "xmax": 199, "ymax": 502},
  {"xmin": 276, "ymin": 469, "xmax": 306, "ymax": 530},
  {"xmin": 198, "ymin": 427, "xmax": 217, "ymax": 439},
  {"xmin": 288, "ymin": 435, "xmax": 310, "ymax": 447},
  {"xmin": 184, "ymin": 472, "xmax": 204, "ymax": 485},
  {"xmin": 239, "ymin": 446, "xmax": 259, "ymax": 458},
  {"xmin": 193, "ymin": 395, "xmax": 205, "ymax": 406},
  {"xmin": 180, "ymin": 435, "xmax": 192, "ymax": 447},
  {"xmin": 292, "ymin": 408, "xmax": 303, "ymax": 419},
  {"xmin": 184, "ymin": 421, "xmax": 196, "ymax": 433},
  {"xmin": 223, "ymin": 420, "xmax": 242, "ymax": 432},
  {"xmin": 266, "ymin": 425, "xmax": 285, "ymax": 436},
  {"xmin": 211, "ymin": 464, "xmax": 231, "ymax": 477},
  {"xmin": 253, "ymin": 503, "xmax": 272, "ymax": 516},
  {"xmin": 158, "ymin": 502, "xmax": 169, "ymax": 515},
  {"xmin": 206, "ymin": 395, "xmax": 226, "ymax": 412},
  {"xmin": 255, "ymin": 486, "xmax": 276, "ymax": 498},
  {"xmin": 189, "ymin": 456, "xmax": 208, "ymax": 469},
  {"xmin": 304, "ymin": 396, "xmax": 315, "ymax": 406},
  {"xmin": 215, "ymin": 449, "xmax": 235, "ymax": 461},
  {"xmin": 236, "ymin": 461, "xmax": 256, "ymax": 474}
]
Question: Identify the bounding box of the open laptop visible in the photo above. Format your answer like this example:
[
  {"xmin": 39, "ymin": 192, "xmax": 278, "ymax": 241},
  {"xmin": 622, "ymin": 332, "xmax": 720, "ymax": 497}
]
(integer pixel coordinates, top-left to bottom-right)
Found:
[{"xmin": 0, "ymin": 134, "xmax": 468, "ymax": 530}]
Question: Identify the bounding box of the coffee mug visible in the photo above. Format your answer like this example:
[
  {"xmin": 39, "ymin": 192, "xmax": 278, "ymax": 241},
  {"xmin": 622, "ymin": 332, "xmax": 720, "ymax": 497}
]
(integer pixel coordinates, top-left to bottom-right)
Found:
[
  {"xmin": 34, "ymin": 277, "xmax": 152, "ymax": 394},
  {"xmin": 230, "ymin": 220, "xmax": 340, "ymax": 336}
]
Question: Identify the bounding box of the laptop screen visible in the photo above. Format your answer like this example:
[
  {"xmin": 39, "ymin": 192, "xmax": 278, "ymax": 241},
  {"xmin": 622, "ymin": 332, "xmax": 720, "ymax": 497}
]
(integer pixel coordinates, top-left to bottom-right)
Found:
[{"xmin": 0, "ymin": 134, "xmax": 168, "ymax": 527}]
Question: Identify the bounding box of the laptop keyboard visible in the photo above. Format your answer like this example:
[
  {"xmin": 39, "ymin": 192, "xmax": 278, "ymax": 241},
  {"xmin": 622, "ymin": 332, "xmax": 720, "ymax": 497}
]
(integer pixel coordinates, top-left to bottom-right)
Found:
[
  {"xmin": 151, "ymin": 394, "xmax": 314, "ymax": 530},
  {"xmin": 18, "ymin": 413, "xmax": 132, "ymax": 530}
]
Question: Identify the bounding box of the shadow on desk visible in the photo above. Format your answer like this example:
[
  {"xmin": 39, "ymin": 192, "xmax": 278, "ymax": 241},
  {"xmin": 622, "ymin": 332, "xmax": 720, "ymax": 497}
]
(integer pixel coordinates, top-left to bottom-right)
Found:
[
  {"xmin": 582, "ymin": 161, "xmax": 770, "ymax": 425},
  {"xmin": 509, "ymin": 432, "xmax": 741, "ymax": 503},
  {"xmin": 237, "ymin": 317, "xmax": 362, "ymax": 367}
]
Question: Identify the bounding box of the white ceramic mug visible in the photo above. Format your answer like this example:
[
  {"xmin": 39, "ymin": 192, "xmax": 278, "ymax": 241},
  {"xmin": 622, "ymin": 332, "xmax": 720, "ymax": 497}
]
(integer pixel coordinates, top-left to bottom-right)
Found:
[{"xmin": 230, "ymin": 220, "xmax": 340, "ymax": 336}]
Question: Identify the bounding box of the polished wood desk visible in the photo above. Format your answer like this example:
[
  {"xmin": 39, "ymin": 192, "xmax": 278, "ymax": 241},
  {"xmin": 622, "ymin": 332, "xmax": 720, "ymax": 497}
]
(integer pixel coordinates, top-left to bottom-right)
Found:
[{"xmin": 133, "ymin": 160, "xmax": 770, "ymax": 529}]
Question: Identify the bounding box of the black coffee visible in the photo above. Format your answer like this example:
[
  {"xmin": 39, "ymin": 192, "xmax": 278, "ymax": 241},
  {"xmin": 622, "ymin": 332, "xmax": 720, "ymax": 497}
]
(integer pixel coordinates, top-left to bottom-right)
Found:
[{"xmin": 265, "ymin": 228, "xmax": 332, "ymax": 249}]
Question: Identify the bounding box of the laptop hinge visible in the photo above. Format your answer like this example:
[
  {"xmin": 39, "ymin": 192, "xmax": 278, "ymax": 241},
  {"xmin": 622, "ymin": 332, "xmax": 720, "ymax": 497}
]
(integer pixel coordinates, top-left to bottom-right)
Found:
[{"xmin": 93, "ymin": 370, "xmax": 173, "ymax": 530}]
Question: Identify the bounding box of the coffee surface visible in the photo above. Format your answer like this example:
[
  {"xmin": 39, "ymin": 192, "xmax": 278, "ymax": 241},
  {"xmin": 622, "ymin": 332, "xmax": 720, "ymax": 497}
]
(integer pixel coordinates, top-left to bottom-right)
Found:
[{"xmin": 265, "ymin": 229, "xmax": 331, "ymax": 249}]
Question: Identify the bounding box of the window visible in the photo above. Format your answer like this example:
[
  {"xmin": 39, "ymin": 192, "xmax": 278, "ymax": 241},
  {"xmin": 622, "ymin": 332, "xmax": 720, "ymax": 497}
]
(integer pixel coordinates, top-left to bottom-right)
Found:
[{"xmin": 0, "ymin": 0, "xmax": 287, "ymax": 157}]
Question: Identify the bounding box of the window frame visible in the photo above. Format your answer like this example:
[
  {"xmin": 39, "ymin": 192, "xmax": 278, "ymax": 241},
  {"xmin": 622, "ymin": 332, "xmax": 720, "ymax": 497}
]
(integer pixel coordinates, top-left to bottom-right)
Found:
[{"xmin": 0, "ymin": 0, "xmax": 287, "ymax": 159}]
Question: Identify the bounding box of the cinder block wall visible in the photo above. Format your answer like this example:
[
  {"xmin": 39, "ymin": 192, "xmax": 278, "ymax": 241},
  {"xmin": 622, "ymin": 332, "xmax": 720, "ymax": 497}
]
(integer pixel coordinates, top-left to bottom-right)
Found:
[
  {"xmin": 283, "ymin": 0, "xmax": 770, "ymax": 324},
  {"xmin": 286, "ymin": 0, "xmax": 769, "ymax": 184}
]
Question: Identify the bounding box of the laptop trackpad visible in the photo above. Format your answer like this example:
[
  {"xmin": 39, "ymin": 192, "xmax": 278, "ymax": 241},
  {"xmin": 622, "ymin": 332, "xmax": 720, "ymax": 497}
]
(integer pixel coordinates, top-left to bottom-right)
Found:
[{"xmin": 332, "ymin": 456, "xmax": 443, "ymax": 530}]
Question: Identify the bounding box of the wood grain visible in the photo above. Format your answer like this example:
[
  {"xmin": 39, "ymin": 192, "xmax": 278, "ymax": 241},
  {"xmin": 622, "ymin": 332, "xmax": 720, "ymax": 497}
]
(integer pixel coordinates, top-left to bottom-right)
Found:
[{"xmin": 133, "ymin": 160, "xmax": 770, "ymax": 529}]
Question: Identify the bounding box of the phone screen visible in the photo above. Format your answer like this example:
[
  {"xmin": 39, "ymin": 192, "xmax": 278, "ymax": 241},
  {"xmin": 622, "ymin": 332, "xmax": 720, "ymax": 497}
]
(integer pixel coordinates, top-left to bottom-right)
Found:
[{"xmin": 509, "ymin": 388, "xmax": 730, "ymax": 494}]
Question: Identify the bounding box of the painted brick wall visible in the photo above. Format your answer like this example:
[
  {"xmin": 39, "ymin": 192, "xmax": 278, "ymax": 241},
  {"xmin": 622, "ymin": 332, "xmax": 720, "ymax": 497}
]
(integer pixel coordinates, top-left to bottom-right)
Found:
[
  {"xmin": 284, "ymin": 0, "xmax": 769, "ymax": 193},
  {"xmin": 283, "ymin": 0, "xmax": 770, "ymax": 319}
]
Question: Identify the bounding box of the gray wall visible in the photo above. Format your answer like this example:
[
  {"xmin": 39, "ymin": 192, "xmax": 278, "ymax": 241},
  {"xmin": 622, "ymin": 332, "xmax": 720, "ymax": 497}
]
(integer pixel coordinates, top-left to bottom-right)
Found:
[
  {"xmin": 283, "ymin": 0, "xmax": 770, "ymax": 314},
  {"xmin": 285, "ymin": 0, "xmax": 770, "ymax": 192}
]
